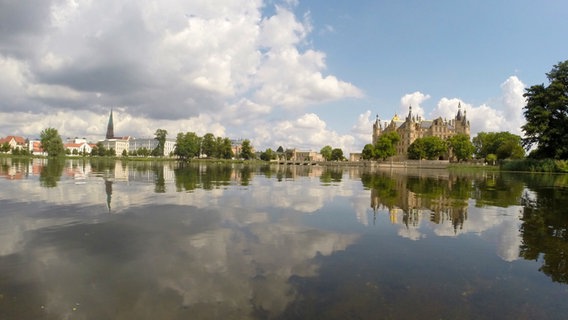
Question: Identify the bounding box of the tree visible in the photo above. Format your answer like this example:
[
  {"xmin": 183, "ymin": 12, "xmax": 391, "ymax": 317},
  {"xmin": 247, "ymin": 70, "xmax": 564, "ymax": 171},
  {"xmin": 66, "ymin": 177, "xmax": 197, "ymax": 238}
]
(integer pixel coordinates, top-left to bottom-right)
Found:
[
  {"xmin": 219, "ymin": 137, "xmax": 233, "ymax": 159},
  {"xmin": 40, "ymin": 127, "xmax": 65, "ymax": 157},
  {"xmin": 447, "ymin": 134, "xmax": 475, "ymax": 162},
  {"xmin": 522, "ymin": 60, "xmax": 568, "ymax": 159},
  {"xmin": 260, "ymin": 148, "xmax": 276, "ymax": 161},
  {"xmin": 0, "ymin": 142, "xmax": 10, "ymax": 153},
  {"xmin": 240, "ymin": 139, "xmax": 254, "ymax": 160},
  {"xmin": 320, "ymin": 145, "xmax": 332, "ymax": 161},
  {"xmin": 330, "ymin": 148, "xmax": 344, "ymax": 161},
  {"xmin": 375, "ymin": 132, "xmax": 400, "ymax": 160},
  {"xmin": 174, "ymin": 132, "xmax": 201, "ymax": 160},
  {"xmin": 423, "ymin": 136, "xmax": 447, "ymax": 160},
  {"xmin": 154, "ymin": 129, "xmax": 168, "ymax": 156},
  {"xmin": 276, "ymin": 146, "xmax": 284, "ymax": 153},
  {"xmin": 201, "ymin": 133, "xmax": 216, "ymax": 158},
  {"xmin": 361, "ymin": 144, "xmax": 375, "ymax": 160},
  {"xmin": 407, "ymin": 138, "xmax": 427, "ymax": 160},
  {"xmin": 473, "ymin": 131, "xmax": 524, "ymax": 160}
]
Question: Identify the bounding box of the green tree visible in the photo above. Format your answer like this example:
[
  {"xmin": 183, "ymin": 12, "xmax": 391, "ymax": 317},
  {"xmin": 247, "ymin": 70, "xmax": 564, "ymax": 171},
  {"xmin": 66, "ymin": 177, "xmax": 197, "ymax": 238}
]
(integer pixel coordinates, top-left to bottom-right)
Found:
[
  {"xmin": 375, "ymin": 132, "xmax": 400, "ymax": 160},
  {"xmin": 330, "ymin": 148, "xmax": 344, "ymax": 161},
  {"xmin": 423, "ymin": 136, "xmax": 447, "ymax": 160},
  {"xmin": 219, "ymin": 137, "xmax": 234, "ymax": 159},
  {"xmin": 407, "ymin": 138, "xmax": 426, "ymax": 160},
  {"xmin": 201, "ymin": 133, "xmax": 216, "ymax": 158},
  {"xmin": 40, "ymin": 127, "xmax": 65, "ymax": 157},
  {"xmin": 0, "ymin": 142, "xmax": 10, "ymax": 153},
  {"xmin": 320, "ymin": 145, "xmax": 333, "ymax": 161},
  {"xmin": 522, "ymin": 60, "xmax": 568, "ymax": 159},
  {"xmin": 361, "ymin": 144, "xmax": 375, "ymax": 160},
  {"xmin": 260, "ymin": 148, "xmax": 276, "ymax": 161},
  {"xmin": 447, "ymin": 134, "xmax": 475, "ymax": 162},
  {"xmin": 174, "ymin": 132, "xmax": 201, "ymax": 160},
  {"xmin": 276, "ymin": 146, "xmax": 284, "ymax": 153},
  {"xmin": 240, "ymin": 139, "xmax": 254, "ymax": 160},
  {"xmin": 473, "ymin": 131, "xmax": 524, "ymax": 160},
  {"xmin": 154, "ymin": 129, "xmax": 168, "ymax": 156}
]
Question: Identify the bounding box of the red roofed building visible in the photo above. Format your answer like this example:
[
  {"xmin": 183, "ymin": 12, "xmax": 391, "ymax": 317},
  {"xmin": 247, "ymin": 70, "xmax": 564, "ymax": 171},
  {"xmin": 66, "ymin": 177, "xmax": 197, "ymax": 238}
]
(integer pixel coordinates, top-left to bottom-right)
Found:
[{"xmin": 0, "ymin": 135, "xmax": 27, "ymax": 153}]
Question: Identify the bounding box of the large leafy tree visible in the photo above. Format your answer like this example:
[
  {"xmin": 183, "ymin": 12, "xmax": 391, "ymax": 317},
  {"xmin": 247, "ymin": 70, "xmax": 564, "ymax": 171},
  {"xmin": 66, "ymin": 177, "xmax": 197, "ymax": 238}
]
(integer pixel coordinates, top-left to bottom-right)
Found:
[
  {"xmin": 473, "ymin": 131, "xmax": 524, "ymax": 160},
  {"xmin": 40, "ymin": 127, "xmax": 65, "ymax": 157},
  {"xmin": 330, "ymin": 148, "xmax": 344, "ymax": 161},
  {"xmin": 320, "ymin": 145, "xmax": 332, "ymax": 161},
  {"xmin": 174, "ymin": 132, "xmax": 201, "ymax": 160},
  {"xmin": 407, "ymin": 138, "xmax": 426, "ymax": 160},
  {"xmin": 201, "ymin": 133, "xmax": 216, "ymax": 158},
  {"xmin": 407, "ymin": 136, "xmax": 447, "ymax": 160},
  {"xmin": 361, "ymin": 144, "xmax": 375, "ymax": 160},
  {"xmin": 374, "ymin": 132, "xmax": 400, "ymax": 160},
  {"xmin": 447, "ymin": 134, "xmax": 475, "ymax": 162},
  {"xmin": 153, "ymin": 129, "xmax": 168, "ymax": 156},
  {"xmin": 240, "ymin": 139, "xmax": 254, "ymax": 160},
  {"xmin": 522, "ymin": 60, "xmax": 568, "ymax": 159}
]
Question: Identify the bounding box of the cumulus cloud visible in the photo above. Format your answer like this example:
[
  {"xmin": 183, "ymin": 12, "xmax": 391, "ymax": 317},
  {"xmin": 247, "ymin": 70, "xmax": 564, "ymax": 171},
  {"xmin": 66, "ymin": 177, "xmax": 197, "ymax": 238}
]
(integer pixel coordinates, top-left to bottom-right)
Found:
[
  {"xmin": 399, "ymin": 91, "xmax": 430, "ymax": 118},
  {"xmin": 429, "ymin": 76, "xmax": 526, "ymax": 137},
  {"xmin": 252, "ymin": 113, "xmax": 357, "ymax": 153},
  {"xmin": 0, "ymin": 0, "xmax": 362, "ymax": 147}
]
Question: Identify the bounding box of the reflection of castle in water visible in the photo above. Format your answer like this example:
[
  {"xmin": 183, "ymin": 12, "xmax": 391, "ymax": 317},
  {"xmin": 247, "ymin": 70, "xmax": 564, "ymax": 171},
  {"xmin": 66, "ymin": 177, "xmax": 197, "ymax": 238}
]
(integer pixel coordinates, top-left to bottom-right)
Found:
[{"xmin": 368, "ymin": 170, "xmax": 469, "ymax": 233}]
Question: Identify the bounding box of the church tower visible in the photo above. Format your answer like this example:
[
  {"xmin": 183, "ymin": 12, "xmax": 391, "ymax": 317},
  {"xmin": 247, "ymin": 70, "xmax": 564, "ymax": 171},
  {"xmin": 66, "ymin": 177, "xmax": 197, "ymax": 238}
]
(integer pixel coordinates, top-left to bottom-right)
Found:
[{"xmin": 106, "ymin": 109, "xmax": 114, "ymax": 139}]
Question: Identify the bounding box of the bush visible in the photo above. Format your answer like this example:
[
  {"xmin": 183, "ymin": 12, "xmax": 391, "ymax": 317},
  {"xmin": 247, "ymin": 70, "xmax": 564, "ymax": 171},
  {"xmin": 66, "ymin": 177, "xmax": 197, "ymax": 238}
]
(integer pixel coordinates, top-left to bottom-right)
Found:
[{"xmin": 501, "ymin": 159, "xmax": 568, "ymax": 172}]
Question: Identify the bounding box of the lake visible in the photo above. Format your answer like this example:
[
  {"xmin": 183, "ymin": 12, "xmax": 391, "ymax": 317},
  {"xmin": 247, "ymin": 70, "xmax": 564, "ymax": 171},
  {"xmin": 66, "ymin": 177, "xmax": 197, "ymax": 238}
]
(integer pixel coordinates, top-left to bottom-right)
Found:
[{"xmin": 1, "ymin": 157, "xmax": 568, "ymax": 319}]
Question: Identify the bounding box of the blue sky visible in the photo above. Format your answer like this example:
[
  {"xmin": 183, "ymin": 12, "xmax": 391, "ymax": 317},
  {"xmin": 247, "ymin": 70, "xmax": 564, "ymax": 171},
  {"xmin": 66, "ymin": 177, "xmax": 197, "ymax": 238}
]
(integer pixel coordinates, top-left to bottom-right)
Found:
[{"xmin": 0, "ymin": 0, "xmax": 566, "ymax": 153}]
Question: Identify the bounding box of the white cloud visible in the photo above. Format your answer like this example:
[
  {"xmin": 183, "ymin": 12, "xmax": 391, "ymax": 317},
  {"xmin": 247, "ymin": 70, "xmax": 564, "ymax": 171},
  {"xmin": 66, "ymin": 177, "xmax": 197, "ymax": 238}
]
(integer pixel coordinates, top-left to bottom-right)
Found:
[
  {"xmin": 500, "ymin": 76, "xmax": 526, "ymax": 136},
  {"xmin": 0, "ymin": 0, "xmax": 362, "ymax": 145},
  {"xmin": 399, "ymin": 91, "xmax": 430, "ymax": 118},
  {"xmin": 252, "ymin": 113, "xmax": 357, "ymax": 154},
  {"xmin": 430, "ymin": 76, "xmax": 526, "ymax": 137}
]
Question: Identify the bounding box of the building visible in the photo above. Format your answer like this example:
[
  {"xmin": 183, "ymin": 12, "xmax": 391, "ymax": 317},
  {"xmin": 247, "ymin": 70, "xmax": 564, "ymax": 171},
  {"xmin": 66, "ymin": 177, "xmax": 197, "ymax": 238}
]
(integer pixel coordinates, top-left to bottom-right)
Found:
[
  {"xmin": 0, "ymin": 135, "xmax": 27, "ymax": 152},
  {"xmin": 64, "ymin": 138, "xmax": 93, "ymax": 155},
  {"xmin": 372, "ymin": 104, "xmax": 470, "ymax": 160},
  {"xmin": 129, "ymin": 138, "xmax": 176, "ymax": 156},
  {"xmin": 291, "ymin": 149, "xmax": 324, "ymax": 162}
]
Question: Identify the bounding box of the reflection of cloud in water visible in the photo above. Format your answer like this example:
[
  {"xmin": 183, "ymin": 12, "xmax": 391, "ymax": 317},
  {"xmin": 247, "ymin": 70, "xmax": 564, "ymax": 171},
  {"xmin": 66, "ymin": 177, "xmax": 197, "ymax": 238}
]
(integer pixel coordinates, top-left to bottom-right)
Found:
[{"xmin": 0, "ymin": 202, "xmax": 358, "ymax": 318}]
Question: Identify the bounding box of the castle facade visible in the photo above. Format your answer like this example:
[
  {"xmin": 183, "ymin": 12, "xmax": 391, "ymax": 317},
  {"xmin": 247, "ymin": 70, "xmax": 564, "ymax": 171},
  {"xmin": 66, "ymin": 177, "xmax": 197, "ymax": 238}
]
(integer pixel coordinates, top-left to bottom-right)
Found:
[{"xmin": 372, "ymin": 104, "xmax": 470, "ymax": 160}]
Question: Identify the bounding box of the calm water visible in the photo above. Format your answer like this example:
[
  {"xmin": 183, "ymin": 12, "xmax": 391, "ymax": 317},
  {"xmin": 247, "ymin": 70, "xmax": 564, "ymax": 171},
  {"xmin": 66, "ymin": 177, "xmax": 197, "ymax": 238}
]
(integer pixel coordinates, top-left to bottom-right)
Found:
[{"xmin": 1, "ymin": 158, "xmax": 568, "ymax": 319}]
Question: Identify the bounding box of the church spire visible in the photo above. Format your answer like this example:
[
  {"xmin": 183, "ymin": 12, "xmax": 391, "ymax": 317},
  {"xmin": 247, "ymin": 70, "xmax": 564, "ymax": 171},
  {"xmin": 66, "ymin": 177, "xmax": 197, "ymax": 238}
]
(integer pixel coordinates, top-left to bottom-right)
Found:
[{"xmin": 106, "ymin": 109, "xmax": 114, "ymax": 139}]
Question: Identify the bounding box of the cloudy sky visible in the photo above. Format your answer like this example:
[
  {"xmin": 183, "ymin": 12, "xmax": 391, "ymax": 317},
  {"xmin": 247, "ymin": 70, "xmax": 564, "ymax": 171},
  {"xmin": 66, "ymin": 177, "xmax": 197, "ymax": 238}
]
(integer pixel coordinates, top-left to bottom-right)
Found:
[{"xmin": 1, "ymin": 0, "xmax": 567, "ymax": 153}]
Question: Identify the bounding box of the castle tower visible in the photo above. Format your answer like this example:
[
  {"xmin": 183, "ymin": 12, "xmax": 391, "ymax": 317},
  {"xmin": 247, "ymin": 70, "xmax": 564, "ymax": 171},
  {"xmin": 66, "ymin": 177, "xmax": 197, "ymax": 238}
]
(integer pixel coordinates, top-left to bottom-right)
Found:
[
  {"xmin": 106, "ymin": 109, "xmax": 114, "ymax": 139},
  {"xmin": 454, "ymin": 103, "xmax": 470, "ymax": 137},
  {"xmin": 372, "ymin": 114, "xmax": 381, "ymax": 144}
]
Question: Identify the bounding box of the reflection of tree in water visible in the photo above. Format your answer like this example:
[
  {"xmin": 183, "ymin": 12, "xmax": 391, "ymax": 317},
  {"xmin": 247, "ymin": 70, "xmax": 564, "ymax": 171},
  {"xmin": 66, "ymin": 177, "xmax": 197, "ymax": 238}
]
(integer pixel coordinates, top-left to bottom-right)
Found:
[
  {"xmin": 320, "ymin": 168, "xmax": 343, "ymax": 184},
  {"xmin": 152, "ymin": 164, "xmax": 166, "ymax": 193},
  {"xmin": 519, "ymin": 174, "xmax": 568, "ymax": 284},
  {"xmin": 105, "ymin": 179, "xmax": 113, "ymax": 212},
  {"xmin": 471, "ymin": 173, "xmax": 525, "ymax": 208},
  {"xmin": 39, "ymin": 158, "xmax": 65, "ymax": 188},
  {"xmin": 174, "ymin": 163, "xmax": 233, "ymax": 191}
]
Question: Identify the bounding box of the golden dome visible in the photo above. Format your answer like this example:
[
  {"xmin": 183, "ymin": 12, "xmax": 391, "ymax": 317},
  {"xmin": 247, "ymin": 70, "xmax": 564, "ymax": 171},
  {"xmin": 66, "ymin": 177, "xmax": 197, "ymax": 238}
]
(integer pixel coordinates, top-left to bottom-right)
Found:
[{"xmin": 392, "ymin": 113, "xmax": 400, "ymax": 121}]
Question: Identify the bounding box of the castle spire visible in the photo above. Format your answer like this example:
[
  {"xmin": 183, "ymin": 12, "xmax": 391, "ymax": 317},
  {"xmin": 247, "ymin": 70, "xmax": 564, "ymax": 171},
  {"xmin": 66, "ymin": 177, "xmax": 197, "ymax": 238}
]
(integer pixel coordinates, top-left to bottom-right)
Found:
[
  {"xmin": 456, "ymin": 102, "xmax": 463, "ymax": 121},
  {"xmin": 106, "ymin": 108, "xmax": 114, "ymax": 139}
]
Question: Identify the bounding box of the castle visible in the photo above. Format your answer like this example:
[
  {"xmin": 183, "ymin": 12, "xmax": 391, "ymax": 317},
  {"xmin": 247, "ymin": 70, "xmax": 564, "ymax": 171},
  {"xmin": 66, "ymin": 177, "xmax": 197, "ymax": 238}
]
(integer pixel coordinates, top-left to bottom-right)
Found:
[{"xmin": 372, "ymin": 104, "xmax": 470, "ymax": 160}]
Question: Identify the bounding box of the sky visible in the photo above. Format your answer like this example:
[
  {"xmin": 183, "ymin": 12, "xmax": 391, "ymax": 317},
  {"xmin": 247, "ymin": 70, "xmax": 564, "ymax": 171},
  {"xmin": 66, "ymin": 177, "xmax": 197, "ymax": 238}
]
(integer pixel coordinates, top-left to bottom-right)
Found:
[{"xmin": 1, "ymin": 0, "xmax": 567, "ymax": 154}]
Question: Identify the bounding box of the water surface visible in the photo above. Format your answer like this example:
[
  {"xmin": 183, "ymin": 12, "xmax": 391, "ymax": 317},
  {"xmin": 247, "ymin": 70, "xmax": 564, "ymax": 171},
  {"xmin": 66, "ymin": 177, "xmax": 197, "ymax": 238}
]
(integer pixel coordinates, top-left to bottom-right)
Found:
[{"xmin": 1, "ymin": 158, "xmax": 567, "ymax": 319}]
